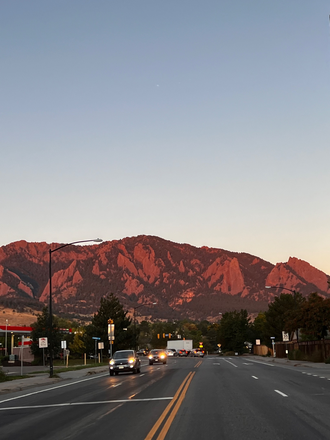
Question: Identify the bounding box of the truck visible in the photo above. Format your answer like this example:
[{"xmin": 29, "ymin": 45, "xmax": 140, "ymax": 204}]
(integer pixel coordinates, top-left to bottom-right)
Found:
[{"xmin": 166, "ymin": 339, "xmax": 193, "ymax": 352}]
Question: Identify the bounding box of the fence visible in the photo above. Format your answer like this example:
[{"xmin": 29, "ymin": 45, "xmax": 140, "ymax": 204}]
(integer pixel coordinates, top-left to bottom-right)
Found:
[{"xmin": 254, "ymin": 340, "xmax": 330, "ymax": 361}]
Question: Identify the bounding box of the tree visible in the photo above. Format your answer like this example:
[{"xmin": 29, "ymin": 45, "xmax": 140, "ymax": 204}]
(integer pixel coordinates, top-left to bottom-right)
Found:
[
  {"xmin": 218, "ymin": 310, "xmax": 251, "ymax": 353},
  {"xmin": 264, "ymin": 293, "xmax": 304, "ymax": 345},
  {"xmin": 84, "ymin": 293, "xmax": 133, "ymax": 356},
  {"xmin": 30, "ymin": 307, "xmax": 61, "ymax": 360},
  {"xmin": 296, "ymin": 293, "xmax": 330, "ymax": 359},
  {"xmin": 69, "ymin": 329, "xmax": 86, "ymax": 357}
]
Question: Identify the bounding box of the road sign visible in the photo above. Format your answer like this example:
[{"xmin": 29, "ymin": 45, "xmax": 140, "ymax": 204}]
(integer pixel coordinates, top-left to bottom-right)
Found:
[
  {"xmin": 98, "ymin": 342, "xmax": 104, "ymax": 350},
  {"xmin": 39, "ymin": 337, "xmax": 48, "ymax": 348},
  {"xmin": 92, "ymin": 337, "xmax": 101, "ymax": 340},
  {"xmin": 61, "ymin": 340, "xmax": 67, "ymax": 349}
]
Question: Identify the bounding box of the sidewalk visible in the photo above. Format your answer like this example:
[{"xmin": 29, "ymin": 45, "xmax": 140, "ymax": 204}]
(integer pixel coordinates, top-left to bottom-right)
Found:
[
  {"xmin": 248, "ymin": 354, "xmax": 330, "ymax": 370},
  {"xmin": 0, "ymin": 365, "xmax": 108, "ymax": 396}
]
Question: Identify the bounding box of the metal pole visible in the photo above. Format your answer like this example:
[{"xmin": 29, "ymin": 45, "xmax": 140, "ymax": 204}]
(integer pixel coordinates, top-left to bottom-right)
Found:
[
  {"xmin": 134, "ymin": 308, "xmax": 136, "ymax": 351},
  {"xmin": 20, "ymin": 336, "xmax": 24, "ymax": 376},
  {"xmin": 5, "ymin": 319, "xmax": 8, "ymax": 356},
  {"xmin": 49, "ymin": 249, "xmax": 54, "ymax": 378}
]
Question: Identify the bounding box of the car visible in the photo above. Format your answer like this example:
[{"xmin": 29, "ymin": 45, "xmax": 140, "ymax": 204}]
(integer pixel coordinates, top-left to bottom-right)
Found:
[
  {"xmin": 148, "ymin": 349, "xmax": 167, "ymax": 365},
  {"xmin": 136, "ymin": 349, "xmax": 148, "ymax": 356},
  {"xmin": 165, "ymin": 349, "xmax": 177, "ymax": 357},
  {"xmin": 194, "ymin": 349, "xmax": 204, "ymax": 357},
  {"xmin": 109, "ymin": 350, "xmax": 141, "ymax": 376},
  {"xmin": 177, "ymin": 349, "xmax": 188, "ymax": 357}
]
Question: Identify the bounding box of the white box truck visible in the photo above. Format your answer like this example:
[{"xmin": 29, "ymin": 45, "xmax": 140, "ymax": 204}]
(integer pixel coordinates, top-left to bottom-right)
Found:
[{"xmin": 166, "ymin": 340, "xmax": 193, "ymax": 352}]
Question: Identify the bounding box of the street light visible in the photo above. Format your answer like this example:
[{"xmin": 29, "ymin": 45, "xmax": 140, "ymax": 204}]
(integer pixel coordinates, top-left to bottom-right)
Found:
[
  {"xmin": 5, "ymin": 319, "xmax": 8, "ymax": 356},
  {"xmin": 133, "ymin": 302, "xmax": 157, "ymax": 350},
  {"xmin": 49, "ymin": 238, "xmax": 102, "ymax": 377}
]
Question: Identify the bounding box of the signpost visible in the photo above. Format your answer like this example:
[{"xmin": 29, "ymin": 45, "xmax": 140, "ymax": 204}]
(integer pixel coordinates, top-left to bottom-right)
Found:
[
  {"xmin": 92, "ymin": 337, "xmax": 101, "ymax": 363},
  {"xmin": 108, "ymin": 319, "xmax": 115, "ymax": 359},
  {"xmin": 39, "ymin": 337, "xmax": 48, "ymax": 367},
  {"xmin": 270, "ymin": 337, "xmax": 276, "ymax": 357},
  {"xmin": 61, "ymin": 340, "xmax": 67, "ymax": 365}
]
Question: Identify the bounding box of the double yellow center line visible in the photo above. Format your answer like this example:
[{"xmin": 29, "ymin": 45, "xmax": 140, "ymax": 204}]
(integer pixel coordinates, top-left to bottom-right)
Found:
[{"xmin": 145, "ymin": 371, "xmax": 195, "ymax": 440}]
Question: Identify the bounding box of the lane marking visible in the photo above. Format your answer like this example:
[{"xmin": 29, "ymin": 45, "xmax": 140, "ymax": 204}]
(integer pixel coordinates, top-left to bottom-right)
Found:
[
  {"xmin": 247, "ymin": 359, "xmax": 274, "ymax": 367},
  {"xmin": 252, "ymin": 376, "xmax": 258, "ymax": 380},
  {"xmin": 112, "ymin": 382, "xmax": 123, "ymax": 388},
  {"xmin": 213, "ymin": 363, "xmax": 221, "ymax": 365},
  {"xmin": 145, "ymin": 372, "xmax": 193, "ymax": 440},
  {"xmin": 0, "ymin": 373, "xmax": 109, "ymax": 405},
  {"xmin": 243, "ymin": 363, "xmax": 253, "ymax": 365},
  {"xmin": 194, "ymin": 361, "xmax": 202, "ymax": 368},
  {"xmin": 0, "ymin": 397, "xmax": 174, "ymax": 411},
  {"xmin": 223, "ymin": 359, "xmax": 238, "ymax": 368},
  {"xmin": 275, "ymin": 390, "xmax": 288, "ymax": 397},
  {"xmin": 156, "ymin": 372, "xmax": 195, "ymax": 440}
]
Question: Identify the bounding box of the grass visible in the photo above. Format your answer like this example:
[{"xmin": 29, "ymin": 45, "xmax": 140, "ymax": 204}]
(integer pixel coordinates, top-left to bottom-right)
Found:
[{"xmin": 0, "ymin": 370, "xmax": 30, "ymax": 383}]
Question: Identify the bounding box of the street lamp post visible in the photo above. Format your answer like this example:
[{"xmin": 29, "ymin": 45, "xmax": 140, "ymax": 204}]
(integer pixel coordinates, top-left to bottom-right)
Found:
[
  {"xmin": 5, "ymin": 319, "xmax": 8, "ymax": 356},
  {"xmin": 49, "ymin": 238, "xmax": 102, "ymax": 377},
  {"xmin": 133, "ymin": 302, "xmax": 156, "ymax": 351}
]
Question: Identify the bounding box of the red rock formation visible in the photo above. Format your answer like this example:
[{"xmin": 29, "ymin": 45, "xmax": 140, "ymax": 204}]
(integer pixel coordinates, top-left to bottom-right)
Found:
[{"xmin": 0, "ymin": 235, "xmax": 328, "ymax": 321}]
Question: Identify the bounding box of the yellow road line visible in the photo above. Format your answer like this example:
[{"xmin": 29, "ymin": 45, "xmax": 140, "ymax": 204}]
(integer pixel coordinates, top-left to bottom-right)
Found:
[
  {"xmin": 144, "ymin": 372, "xmax": 193, "ymax": 440},
  {"xmin": 194, "ymin": 360, "xmax": 203, "ymax": 368},
  {"xmin": 156, "ymin": 371, "xmax": 195, "ymax": 440}
]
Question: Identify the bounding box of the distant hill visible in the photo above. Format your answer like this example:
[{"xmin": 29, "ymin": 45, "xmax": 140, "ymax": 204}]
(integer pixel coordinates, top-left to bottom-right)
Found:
[{"xmin": 0, "ymin": 235, "xmax": 329, "ymax": 322}]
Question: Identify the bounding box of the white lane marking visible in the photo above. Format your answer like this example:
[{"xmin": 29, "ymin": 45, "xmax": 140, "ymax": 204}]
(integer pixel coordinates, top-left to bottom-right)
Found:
[
  {"xmin": 275, "ymin": 390, "xmax": 288, "ymax": 397},
  {"xmin": 0, "ymin": 396, "xmax": 174, "ymax": 411},
  {"xmin": 313, "ymin": 375, "xmax": 318, "ymax": 377},
  {"xmin": 112, "ymin": 382, "xmax": 122, "ymax": 388},
  {"xmin": 223, "ymin": 359, "xmax": 238, "ymax": 368},
  {"xmin": 139, "ymin": 374, "xmax": 145, "ymax": 377},
  {"xmin": 243, "ymin": 363, "xmax": 253, "ymax": 365},
  {"xmin": 0, "ymin": 373, "xmax": 109, "ymax": 405},
  {"xmin": 247, "ymin": 359, "xmax": 274, "ymax": 367},
  {"xmin": 213, "ymin": 363, "xmax": 221, "ymax": 365},
  {"xmin": 320, "ymin": 377, "xmax": 325, "ymax": 379},
  {"xmin": 252, "ymin": 376, "xmax": 258, "ymax": 380}
]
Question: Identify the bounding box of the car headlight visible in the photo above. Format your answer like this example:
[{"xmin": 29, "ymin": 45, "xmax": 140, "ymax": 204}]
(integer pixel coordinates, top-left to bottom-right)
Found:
[
  {"xmin": 109, "ymin": 360, "xmax": 115, "ymax": 365},
  {"xmin": 128, "ymin": 358, "xmax": 135, "ymax": 364},
  {"xmin": 149, "ymin": 355, "xmax": 153, "ymax": 359}
]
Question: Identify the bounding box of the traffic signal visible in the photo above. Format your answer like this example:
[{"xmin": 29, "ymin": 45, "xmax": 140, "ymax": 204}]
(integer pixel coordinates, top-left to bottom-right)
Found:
[{"xmin": 157, "ymin": 334, "xmax": 160, "ymax": 339}]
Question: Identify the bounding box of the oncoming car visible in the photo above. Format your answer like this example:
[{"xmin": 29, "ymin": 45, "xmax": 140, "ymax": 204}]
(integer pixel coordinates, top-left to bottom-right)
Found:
[
  {"xmin": 109, "ymin": 350, "xmax": 141, "ymax": 376},
  {"xmin": 148, "ymin": 349, "xmax": 167, "ymax": 365}
]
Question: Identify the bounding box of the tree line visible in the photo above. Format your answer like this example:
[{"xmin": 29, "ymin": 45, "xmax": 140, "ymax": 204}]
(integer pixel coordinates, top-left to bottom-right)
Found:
[{"xmin": 30, "ymin": 291, "xmax": 330, "ymax": 362}]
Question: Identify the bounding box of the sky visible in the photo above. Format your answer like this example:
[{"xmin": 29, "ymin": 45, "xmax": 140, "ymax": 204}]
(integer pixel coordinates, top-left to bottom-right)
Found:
[{"xmin": 1, "ymin": 1, "xmax": 330, "ymax": 275}]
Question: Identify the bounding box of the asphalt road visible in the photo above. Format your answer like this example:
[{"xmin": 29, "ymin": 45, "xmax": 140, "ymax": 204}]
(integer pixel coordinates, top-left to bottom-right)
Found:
[{"xmin": 1, "ymin": 356, "xmax": 330, "ymax": 440}]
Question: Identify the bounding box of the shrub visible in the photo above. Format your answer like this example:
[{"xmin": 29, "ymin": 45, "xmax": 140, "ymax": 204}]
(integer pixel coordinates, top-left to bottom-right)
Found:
[
  {"xmin": 325, "ymin": 357, "xmax": 330, "ymax": 364},
  {"xmin": 0, "ymin": 370, "xmax": 8, "ymax": 382},
  {"xmin": 288, "ymin": 350, "xmax": 304, "ymax": 361}
]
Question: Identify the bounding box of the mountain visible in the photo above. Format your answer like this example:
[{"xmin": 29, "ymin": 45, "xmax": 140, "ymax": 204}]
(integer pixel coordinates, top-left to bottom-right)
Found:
[{"xmin": 0, "ymin": 236, "xmax": 329, "ymax": 322}]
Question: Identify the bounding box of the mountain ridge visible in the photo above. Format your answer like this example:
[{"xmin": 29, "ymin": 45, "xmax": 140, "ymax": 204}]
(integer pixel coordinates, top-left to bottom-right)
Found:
[{"xmin": 0, "ymin": 235, "xmax": 329, "ymax": 322}]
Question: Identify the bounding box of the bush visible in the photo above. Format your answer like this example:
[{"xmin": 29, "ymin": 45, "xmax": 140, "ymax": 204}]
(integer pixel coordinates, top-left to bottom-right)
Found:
[
  {"xmin": 0, "ymin": 369, "xmax": 8, "ymax": 382},
  {"xmin": 325, "ymin": 357, "xmax": 330, "ymax": 364},
  {"xmin": 288, "ymin": 350, "xmax": 304, "ymax": 361},
  {"xmin": 0, "ymin": 355, "xmax": 9, "ymax": 365},
  {"xmin": 308, "ymin": 350, "xmax": 323, "ymax": 363}
]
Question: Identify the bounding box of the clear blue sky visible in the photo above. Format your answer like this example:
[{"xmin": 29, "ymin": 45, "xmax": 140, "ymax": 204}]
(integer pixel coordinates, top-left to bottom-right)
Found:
[{"xmin": 2, "ymin": 1, "xmax": 330, "ymax": 274}]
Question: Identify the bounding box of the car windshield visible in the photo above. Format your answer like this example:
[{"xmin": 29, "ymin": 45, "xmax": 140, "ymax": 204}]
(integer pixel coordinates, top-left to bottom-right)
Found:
[{"xmin": 113, "ymin": 351, "xmax": 134, "ymax": 359}]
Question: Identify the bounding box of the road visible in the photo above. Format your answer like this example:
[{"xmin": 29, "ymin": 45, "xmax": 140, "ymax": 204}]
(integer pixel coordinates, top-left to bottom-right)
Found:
[{"xmin": 1, "ymin": 356, "xmax": 330, "ymax": 440}]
